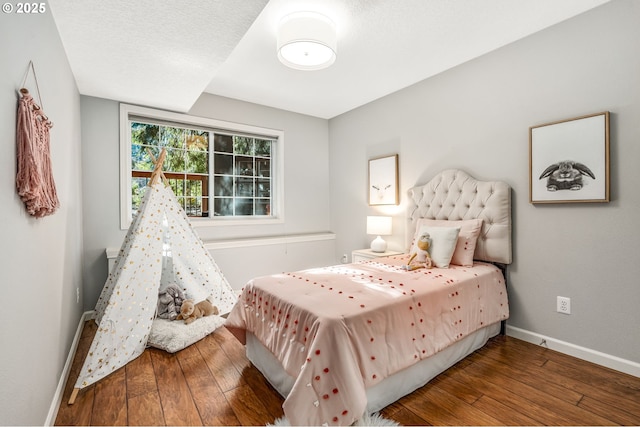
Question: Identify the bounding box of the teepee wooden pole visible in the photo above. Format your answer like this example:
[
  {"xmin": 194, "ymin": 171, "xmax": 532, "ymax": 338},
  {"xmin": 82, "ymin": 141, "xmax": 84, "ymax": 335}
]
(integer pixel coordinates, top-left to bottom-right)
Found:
[
  {"xmin": 68, "ymin": 387, "xmax": 80, "ymax": 405},
  {"xmin": 148, "ymin": 148, "xmax": 168, "ymax": 186}
]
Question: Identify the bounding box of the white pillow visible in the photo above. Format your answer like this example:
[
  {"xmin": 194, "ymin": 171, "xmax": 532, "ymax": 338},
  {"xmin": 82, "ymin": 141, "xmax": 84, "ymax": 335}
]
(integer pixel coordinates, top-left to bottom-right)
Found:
[
  {"xmin": 148, "ymin": 315, "xmax": 225, "ymax": 353},
  {"xmin": 413, "ymin": 225, "xmax": 460, "ymax": 268},
  {"xmin": 414, "ymin": 219, "xmax": 483, "ymax": 267}
]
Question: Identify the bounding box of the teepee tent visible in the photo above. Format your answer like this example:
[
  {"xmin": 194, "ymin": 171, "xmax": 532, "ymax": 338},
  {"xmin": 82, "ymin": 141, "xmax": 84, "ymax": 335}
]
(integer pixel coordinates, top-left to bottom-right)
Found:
[{"xmin": 69, "ymin": 150, "xmax": 236, "ymax": 404}]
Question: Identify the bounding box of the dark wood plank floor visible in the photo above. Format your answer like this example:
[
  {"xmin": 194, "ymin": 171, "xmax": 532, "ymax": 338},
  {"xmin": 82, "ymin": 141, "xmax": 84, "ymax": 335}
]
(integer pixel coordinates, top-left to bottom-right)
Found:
[{"xmin": 55, "ymin": 320, "xmax": 640, "ymax": 426}]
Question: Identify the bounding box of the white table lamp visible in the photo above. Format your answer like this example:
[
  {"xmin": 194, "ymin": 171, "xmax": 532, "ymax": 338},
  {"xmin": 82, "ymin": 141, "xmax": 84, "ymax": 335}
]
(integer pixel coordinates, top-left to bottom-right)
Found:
[{"xmin": 367, "ymin": 216, "xmax": 392, "ymax": 253}]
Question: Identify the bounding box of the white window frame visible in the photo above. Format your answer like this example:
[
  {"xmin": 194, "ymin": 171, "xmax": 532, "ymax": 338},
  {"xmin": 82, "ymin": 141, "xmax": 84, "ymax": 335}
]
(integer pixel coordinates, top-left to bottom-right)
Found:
[{"xmin": 119, "ymin": 103, "xmax": 285, "ymax": 229}]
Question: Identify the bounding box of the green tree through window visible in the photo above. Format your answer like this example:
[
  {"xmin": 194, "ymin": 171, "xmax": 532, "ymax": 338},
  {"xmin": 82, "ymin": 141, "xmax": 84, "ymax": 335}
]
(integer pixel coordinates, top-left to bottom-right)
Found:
[{"xmin": 130, "ymin": 121, "xmax": 274, "ymax": 219}]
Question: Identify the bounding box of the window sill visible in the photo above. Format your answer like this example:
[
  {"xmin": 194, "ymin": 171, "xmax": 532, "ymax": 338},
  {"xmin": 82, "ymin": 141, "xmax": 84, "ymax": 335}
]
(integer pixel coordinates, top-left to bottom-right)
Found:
[{"xmin": 189, "ymin": 216, "xmax": 284, "ymax": 227}]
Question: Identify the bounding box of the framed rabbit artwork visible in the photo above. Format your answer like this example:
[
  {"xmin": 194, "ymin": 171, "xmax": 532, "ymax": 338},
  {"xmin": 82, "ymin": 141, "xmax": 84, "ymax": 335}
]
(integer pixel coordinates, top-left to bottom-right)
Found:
[{"xmin": 529, "ymin": 112, "xmax": 610, "ymax": 204}]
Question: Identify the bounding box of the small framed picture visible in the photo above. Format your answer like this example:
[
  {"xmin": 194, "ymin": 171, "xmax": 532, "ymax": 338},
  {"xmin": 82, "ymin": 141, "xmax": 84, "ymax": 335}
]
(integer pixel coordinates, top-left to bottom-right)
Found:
[
  {"xmin": 368, "ymin": 154, "xmax": 399, "ymax": 205},
  {"xmin": 529, "ymin": 112, "xmax": 610, "ymax": 204}
]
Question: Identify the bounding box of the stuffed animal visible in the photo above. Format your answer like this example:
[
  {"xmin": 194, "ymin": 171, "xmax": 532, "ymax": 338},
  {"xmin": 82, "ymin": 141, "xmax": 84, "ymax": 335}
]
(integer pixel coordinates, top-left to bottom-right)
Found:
[
  {"xmin": 405, "ymin": 233, "xmax": 433, "ymax": 271},
  {"xmin": 176, "ymin": 298, "xmax": 219, "ymax": 325},
  {"xmin": 157, "ymin": 284, "xmax": 185, "ymax": 320}
]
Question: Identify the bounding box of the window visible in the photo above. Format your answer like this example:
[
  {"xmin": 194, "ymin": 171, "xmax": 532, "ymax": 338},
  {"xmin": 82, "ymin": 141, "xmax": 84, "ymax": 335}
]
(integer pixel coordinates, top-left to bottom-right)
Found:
[
  {"xmin": 212, "ymin": 134, "xmax": 273, "ymax": 217},
  {"xmin": 120, "ymin": 104, "xmax": 284, "ymax": 229}
]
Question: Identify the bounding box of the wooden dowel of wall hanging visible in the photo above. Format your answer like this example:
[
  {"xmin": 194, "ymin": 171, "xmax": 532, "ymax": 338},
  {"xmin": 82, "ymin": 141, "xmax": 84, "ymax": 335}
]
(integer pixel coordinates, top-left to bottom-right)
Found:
[{"xmin": 18, "ymin": 87, "xmax": 52, "ymax": 125}]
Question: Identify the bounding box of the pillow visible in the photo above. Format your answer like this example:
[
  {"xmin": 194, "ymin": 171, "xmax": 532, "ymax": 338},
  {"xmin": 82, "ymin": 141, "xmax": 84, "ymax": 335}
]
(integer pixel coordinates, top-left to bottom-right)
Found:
[
  {"xmin": 413, "ymin": 219, "xmax": 483, "ymax": 267},
  {"xmin": 148, "ymin": 315, "xmax": 225, "ymax": 353},
  {"xmin": 412, "ymin": 225, "xmax": 460, "ymax": 268}
]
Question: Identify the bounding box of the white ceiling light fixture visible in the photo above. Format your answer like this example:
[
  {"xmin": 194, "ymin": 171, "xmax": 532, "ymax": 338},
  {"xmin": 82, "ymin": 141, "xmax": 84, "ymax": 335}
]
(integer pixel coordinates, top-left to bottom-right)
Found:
[{"xmin": 277, "ymin": 12, "xmax": 337, "ymax": 71}]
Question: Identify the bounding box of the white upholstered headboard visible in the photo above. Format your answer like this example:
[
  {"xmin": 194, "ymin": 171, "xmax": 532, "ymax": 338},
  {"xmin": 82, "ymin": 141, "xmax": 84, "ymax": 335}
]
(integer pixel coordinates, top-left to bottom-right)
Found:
[{"xmin": 406, "ymin": 169, "xmax": 512, "ymax": 265}]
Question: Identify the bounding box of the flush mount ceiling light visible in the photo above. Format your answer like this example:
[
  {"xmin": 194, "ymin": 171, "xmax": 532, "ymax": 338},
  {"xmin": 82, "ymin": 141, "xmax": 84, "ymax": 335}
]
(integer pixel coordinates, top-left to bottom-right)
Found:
[{"xmin": 277, "ymin": 12, "xmax": 337, "ymax": 71}]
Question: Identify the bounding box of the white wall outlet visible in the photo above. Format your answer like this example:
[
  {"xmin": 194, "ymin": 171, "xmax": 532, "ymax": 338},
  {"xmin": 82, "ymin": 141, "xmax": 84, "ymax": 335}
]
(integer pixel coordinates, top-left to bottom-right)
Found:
[
  {"xmin": 341, "ymin": 254, "xmax": 348, "ymax": 263},
  {"xmin": 76, "ymin": 288, "xmax": 80, "ymax": 304},
  {"xmin": 557, "ymin": 296, "xmax": 571, "ymax": 314}
]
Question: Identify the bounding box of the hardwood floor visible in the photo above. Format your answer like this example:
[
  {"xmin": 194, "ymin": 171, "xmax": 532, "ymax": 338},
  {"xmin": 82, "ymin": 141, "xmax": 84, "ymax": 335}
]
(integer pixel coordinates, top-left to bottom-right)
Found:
[{"xmin": 55, "ymin": 321, "xmax": 640, "ymax": 426}]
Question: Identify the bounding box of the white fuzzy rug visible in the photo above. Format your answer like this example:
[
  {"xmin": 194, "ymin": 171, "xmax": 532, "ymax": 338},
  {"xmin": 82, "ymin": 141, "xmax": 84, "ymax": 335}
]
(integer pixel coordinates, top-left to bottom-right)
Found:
[{"xmin": 268, "ymin": 412, "xmax": 400, "ymax": 426}]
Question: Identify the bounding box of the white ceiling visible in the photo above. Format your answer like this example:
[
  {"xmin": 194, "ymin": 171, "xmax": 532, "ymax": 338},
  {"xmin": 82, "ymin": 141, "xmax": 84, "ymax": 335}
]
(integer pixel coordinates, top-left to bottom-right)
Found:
[{"xmin": 49, "ymin": 0, "xmax": 610, "ymax": 119}]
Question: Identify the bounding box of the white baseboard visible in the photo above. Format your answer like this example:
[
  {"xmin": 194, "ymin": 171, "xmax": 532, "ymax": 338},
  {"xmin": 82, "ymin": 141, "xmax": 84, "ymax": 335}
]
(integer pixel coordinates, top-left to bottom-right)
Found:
[
  {"xmin": 506, "ymin": 325, "xmax": 640, "ymax": 378},
  {"xmin": 45, "ymin": 311, "xmax": 94, "ymax": 426}
]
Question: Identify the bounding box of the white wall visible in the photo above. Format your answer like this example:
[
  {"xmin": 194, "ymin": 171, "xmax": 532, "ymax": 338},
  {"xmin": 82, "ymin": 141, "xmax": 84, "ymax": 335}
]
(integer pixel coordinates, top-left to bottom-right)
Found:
[
  {"xmin": 81, "ymin": 93, "xmax": 335, "ymax": 308},
  {"xmin": 329, "ymin": 0, "xmax": 640, "ymax": 365},
  {"xmin": 0, "ymin": 4, "xmax": 84, "ymax": 425}
]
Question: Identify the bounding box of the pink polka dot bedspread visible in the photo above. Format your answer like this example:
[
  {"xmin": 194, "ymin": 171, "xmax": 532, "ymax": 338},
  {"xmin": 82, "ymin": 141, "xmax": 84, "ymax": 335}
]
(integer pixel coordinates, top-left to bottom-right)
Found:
[{"xmin": 225, "ymin": 254, "xmax": 508, "ymax": 426}]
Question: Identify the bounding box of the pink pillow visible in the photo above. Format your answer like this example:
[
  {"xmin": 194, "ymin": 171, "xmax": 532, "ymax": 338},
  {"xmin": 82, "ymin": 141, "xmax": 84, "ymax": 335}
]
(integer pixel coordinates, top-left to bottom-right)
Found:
[{"xmin": 413, "ymin": 219, "xmax": 483, "ymax": 267}]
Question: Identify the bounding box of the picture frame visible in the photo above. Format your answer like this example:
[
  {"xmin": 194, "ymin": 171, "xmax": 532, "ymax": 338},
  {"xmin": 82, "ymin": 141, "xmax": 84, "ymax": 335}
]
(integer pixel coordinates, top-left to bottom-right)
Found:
[
  {"xmin": 529, "ymin": 112, "xmax": 610, "ymax": 204},
  {"xmin": 368, "ymin": 154, "xmax": 399, "ymax": 205}
]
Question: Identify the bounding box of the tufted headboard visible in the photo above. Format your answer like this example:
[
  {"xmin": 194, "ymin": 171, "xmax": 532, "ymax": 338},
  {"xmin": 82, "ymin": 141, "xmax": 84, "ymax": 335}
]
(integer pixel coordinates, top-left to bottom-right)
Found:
[{"xmin": 406, "ymin": 169, "xmax": 512, "ymax": 265}]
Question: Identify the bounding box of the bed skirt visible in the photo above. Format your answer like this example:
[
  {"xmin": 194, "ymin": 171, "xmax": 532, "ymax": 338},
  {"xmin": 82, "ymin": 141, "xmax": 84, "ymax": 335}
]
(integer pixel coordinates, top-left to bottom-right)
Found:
[{"xmin": 246, "ymin": 321, "xmax": 501, "ymax": 413}]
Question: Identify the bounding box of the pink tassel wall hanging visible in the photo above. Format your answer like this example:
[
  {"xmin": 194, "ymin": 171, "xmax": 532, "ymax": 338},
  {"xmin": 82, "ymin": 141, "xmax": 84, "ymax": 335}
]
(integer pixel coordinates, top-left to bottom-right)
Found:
[{"xmin": 16, "ymin": 61, "xmax": 59, "ymax": 218}]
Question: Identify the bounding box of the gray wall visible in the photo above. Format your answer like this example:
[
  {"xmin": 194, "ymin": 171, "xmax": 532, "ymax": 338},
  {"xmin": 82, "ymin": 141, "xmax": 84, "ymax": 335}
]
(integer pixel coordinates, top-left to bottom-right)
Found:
[
  {"xmin": 329, "ymin": 0, "xmax": 640, "ymax": 363},
  {"xmin": 81, "ymin": 93, "xmax": 335, "ymax": 308},
  {"xmin": 0, "ymin": 5, "xmax": 84, "ymax": 426},
  {"xmin": 1, "ymin": 3, "xmax": 637, "ymax": 424}
]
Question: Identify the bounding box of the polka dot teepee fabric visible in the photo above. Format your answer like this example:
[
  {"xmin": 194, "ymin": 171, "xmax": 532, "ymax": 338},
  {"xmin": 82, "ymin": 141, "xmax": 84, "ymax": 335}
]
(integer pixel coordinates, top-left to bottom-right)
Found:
[{"xmin": 75, "ymin": 183, "xmax": 236, "ymax": 390}]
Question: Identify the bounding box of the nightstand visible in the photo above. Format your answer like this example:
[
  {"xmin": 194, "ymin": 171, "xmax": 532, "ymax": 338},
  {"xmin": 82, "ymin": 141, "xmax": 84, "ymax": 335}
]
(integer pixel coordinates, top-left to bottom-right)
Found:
[{"xmin": 351, "ymin": 248, "xmax": 404, "ymax": 263}]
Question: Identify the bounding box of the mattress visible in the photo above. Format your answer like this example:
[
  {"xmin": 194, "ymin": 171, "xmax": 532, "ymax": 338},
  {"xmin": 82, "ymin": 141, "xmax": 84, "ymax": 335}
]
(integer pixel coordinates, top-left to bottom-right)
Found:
[{"xmin": 225, "ymin": 255, "xmax": 508, "ymax": 425}]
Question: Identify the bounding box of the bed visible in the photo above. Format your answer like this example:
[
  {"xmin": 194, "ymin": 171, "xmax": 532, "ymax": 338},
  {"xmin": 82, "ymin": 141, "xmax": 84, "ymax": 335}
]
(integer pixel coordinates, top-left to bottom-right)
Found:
[{"xmin": 225, "ymin": 169, "xmax": 512, "ymax": 426}]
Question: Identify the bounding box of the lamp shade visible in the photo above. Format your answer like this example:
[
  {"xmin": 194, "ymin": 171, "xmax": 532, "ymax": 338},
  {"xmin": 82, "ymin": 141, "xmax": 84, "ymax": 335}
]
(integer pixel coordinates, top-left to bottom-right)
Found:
[
  {"xmin": 277, "ymin": 12, "xmax": 337, "ymax": 70},
  {"xmin": 367, "ymin": 216, "xmax": 392, "ymax": 236}
]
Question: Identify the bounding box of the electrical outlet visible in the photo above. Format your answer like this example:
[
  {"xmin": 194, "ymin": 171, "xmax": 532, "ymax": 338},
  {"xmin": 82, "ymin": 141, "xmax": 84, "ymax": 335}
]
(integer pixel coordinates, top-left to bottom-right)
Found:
[
  {"xmin": 76, "ymin": 288, "xmax": 80, "ymax": 304},
  {"xmin": 341, "ymin": 254, "xmax": 348, "ymax": 263},
  {"xmin": 557, "ymin": 296, "xmax": 571, "ymax": 315}
]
